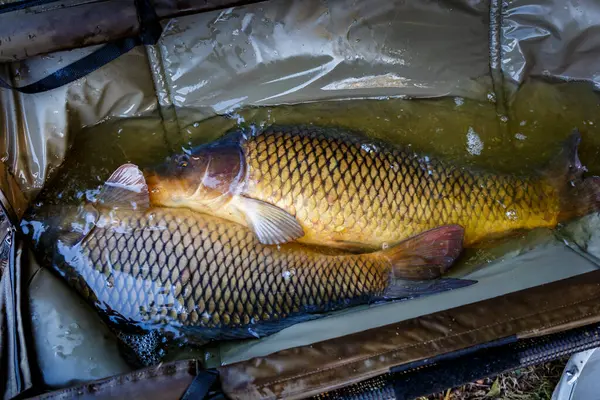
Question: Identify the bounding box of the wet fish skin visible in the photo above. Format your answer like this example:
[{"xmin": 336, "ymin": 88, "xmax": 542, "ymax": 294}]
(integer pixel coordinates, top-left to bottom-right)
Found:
[
  {"xmin": 22, "ymin": 201, "xmax": 470, "ymax": 341},
  {"xmin": 83, "ymin": 208, "xmax": 387, "ymax": 329},
  {"xmin": 147, "ymin": 125, "xmax": 598, "ymax": 249}
]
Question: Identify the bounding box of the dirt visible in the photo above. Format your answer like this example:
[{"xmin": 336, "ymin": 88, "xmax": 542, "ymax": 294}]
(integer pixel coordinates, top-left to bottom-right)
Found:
[{"xmin": 420, "ymin": 358, "xmax": 567, "ymax": 400}]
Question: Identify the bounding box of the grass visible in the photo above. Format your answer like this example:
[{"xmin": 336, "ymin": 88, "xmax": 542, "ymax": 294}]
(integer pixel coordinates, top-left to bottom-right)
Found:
[{"xmin": 418, "ymin": 357, "xmax": 567, "ymax": 400}]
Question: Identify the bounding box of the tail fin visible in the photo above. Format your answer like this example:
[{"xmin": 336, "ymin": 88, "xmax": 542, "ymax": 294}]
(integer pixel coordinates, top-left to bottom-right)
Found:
[
  {"xmin": 542, "ymin": 130, "xmax": 585, "ymax": 183},
  {"xmin": 558, "ymin": 176, "xmax": 600, "ymax": 221},
  {"xmin": 374, "ymin": 225, "xmax": 465, "ymax": 280},
  {"xmin": 542, "ymin": 130, "xmax": 600, "ymax": 220},
  {"xmin": 381, "ymin": 277, "xmax": 477, "ymax": 300}
]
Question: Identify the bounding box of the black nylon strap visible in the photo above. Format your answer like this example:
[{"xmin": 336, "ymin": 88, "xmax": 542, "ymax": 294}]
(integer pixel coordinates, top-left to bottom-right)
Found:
[
  {"xmin": 136, "ymin": 0, "xmax": 162, "ymax": 46},
  {"xmin": 181, "ymin": 369, "xmax": 219, "ymax": 400},
  {"xmin": 0, "ymin": 38, "xmax": 140, "ymax": 94},
  {"xmin": 0, "ymin": 0, "xmax": 63, "ymax": 14},
  {"xmin": 0, "ymin": 0, "xmax": 162, "ymax": 94}
]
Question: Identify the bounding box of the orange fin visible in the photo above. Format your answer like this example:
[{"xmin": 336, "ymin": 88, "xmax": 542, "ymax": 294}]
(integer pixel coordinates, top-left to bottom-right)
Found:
[
  {"xmin": 374, "ymin": 225, "xmax": 465, "ymax": 280},
  {"xmin": 542, "ymin": 130, "xmax": 600, "ymax": 221}
]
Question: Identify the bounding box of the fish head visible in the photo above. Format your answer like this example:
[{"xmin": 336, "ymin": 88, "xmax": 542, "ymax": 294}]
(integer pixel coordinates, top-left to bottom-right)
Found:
[
  {"xmin": 20, "ymin": 202, "xmax": 99, "ymax": 263},
  {"xmin": 146, "ymin": 140, "xmax": 245, "ymax": 212},
  {"xmin": 21, "ymin": 163, "xmax": 149, "ymax": 282}
]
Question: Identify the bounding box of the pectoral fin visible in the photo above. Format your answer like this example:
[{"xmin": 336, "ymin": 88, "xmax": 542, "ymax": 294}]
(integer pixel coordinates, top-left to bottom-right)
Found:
[
  {"xmin": 233, "ymin": 196, "xmax": 304, "ymax": 245},
  {"xmin": 375, "ymin": 225, "xmax": 465, "ymax": 280}
]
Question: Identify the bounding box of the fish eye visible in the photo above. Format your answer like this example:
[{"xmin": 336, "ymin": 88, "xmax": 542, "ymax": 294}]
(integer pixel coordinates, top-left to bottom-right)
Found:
[{"xmin": 176, "ymin": 154, "xmax": 190, "ymax": 168}]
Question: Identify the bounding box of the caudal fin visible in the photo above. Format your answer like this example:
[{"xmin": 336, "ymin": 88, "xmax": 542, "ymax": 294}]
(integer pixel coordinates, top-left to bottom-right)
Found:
[
  {"xmin": 542, "ymin": 130, "xmax": 600, "ymax": 221},
  {"xmin": 558, "ymin": 176, "xmax": 600, "ymax": 221},
  {"xmin": 374, "ymin": 225, "xmax": 465, "ymax": 280},
  {"xmin": 542, "ymin": 130, "xmax": 585, "ymax": 183}
]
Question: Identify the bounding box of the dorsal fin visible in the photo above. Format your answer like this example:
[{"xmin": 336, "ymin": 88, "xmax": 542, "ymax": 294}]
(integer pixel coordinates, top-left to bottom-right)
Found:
[{"xmin": 97, "ymin": 164, "xmax": 150, "ymax": 210}]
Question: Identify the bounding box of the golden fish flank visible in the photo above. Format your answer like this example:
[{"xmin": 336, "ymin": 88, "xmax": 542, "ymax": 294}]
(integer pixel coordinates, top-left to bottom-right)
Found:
[
  {"xmin": 146, "ymin": 125, "xmax": 600, "ymax": 249},
  {"xmin": 22, "ymin": 164, "xmax": 474, "ymax": 341}
]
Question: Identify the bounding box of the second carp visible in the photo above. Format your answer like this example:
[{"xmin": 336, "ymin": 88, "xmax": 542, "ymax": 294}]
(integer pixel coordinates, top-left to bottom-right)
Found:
[{"xmin": 22, "ymin": 164, "xmax": 473, "ymax": 348}]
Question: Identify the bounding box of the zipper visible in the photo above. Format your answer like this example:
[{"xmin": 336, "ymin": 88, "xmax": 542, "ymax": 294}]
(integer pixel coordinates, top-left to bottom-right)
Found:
[{"xmin": 313, "ymin": 322, "xmax": 600, "ymax": 400}]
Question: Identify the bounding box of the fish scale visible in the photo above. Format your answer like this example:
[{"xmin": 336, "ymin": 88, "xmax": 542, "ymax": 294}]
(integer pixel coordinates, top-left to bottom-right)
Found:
[
  {"xmin": 24, "ymin": 162, "xmax": 476, "ymax": 348},
  {"xmin": 76, "ymin": 208, "xmax": 388, "ymax": 332},
  {"xmin": 242, "ymin": 126, "xmax": 558, "ymax": 246}
]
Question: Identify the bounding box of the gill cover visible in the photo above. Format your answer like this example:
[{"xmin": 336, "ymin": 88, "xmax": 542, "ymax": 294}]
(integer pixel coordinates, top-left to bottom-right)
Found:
[
  {"xmin": 147, "ymin": 139, "xmax": 245, "ymax": 207},
  {"xmin": 148, "ymin": 135, "xmax": 305, "ymax": 245}
]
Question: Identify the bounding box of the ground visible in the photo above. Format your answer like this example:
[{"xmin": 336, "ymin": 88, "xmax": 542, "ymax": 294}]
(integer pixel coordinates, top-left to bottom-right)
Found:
[{"xmin": 420, "ymin": 358, "xmax": 567, "ymax": 400}]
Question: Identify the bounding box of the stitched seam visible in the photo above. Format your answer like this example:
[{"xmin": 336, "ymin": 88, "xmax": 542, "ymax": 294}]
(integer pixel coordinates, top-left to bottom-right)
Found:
[
  {"xmin": 255, "ymin": 292, "xmax": 600, "ymax": 390},
  {"xmin": 44, "ymin": 362, "xmax": 194, "ymax": 398},
  {"xmin": 521, "ymin": 312, "xmax": 600, "ymax": 336}
]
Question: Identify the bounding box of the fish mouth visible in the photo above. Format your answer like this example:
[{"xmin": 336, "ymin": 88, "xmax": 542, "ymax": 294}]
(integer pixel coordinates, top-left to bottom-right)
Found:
[
  {"xmin": 143, "ymin": 173, "xmax": 163, "ymax": 198},
  {"xmin": 142, "ymin": 163, "xmax": 170, "ymax": 185},
  {"xmin": 143, "ymin": 171, "xmax": 195, "ymax": 206},
  {"xmin": 143, "ymin": 170, "xmax": 160, "ymax": 189},
  {"xmin": 143, "ymin": 167, "xmax": 174, "ymax": 193}
]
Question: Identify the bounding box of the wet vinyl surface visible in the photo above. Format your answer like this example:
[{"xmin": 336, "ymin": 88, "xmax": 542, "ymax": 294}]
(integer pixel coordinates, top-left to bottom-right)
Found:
[
  {"xmin": 38, "ymin": 79, "xmax": 600, "ymax": 262},
  {"xmin": 24, "ymin": 78, "xmax": 600, "ymax": 367},
  {"xmin": 41, "ymin": 79, "xmax": 600, "ymax": 196}
]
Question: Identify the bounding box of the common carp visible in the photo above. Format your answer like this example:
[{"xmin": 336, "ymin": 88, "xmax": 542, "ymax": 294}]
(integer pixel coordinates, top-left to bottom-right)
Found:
[
  {"xmin": 21, "ymin": 164, "xmax": 473, "ymax": 346},
  {"xmin": 146, "ymin": 125, "xmax": 600, "ymax": 250}
]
